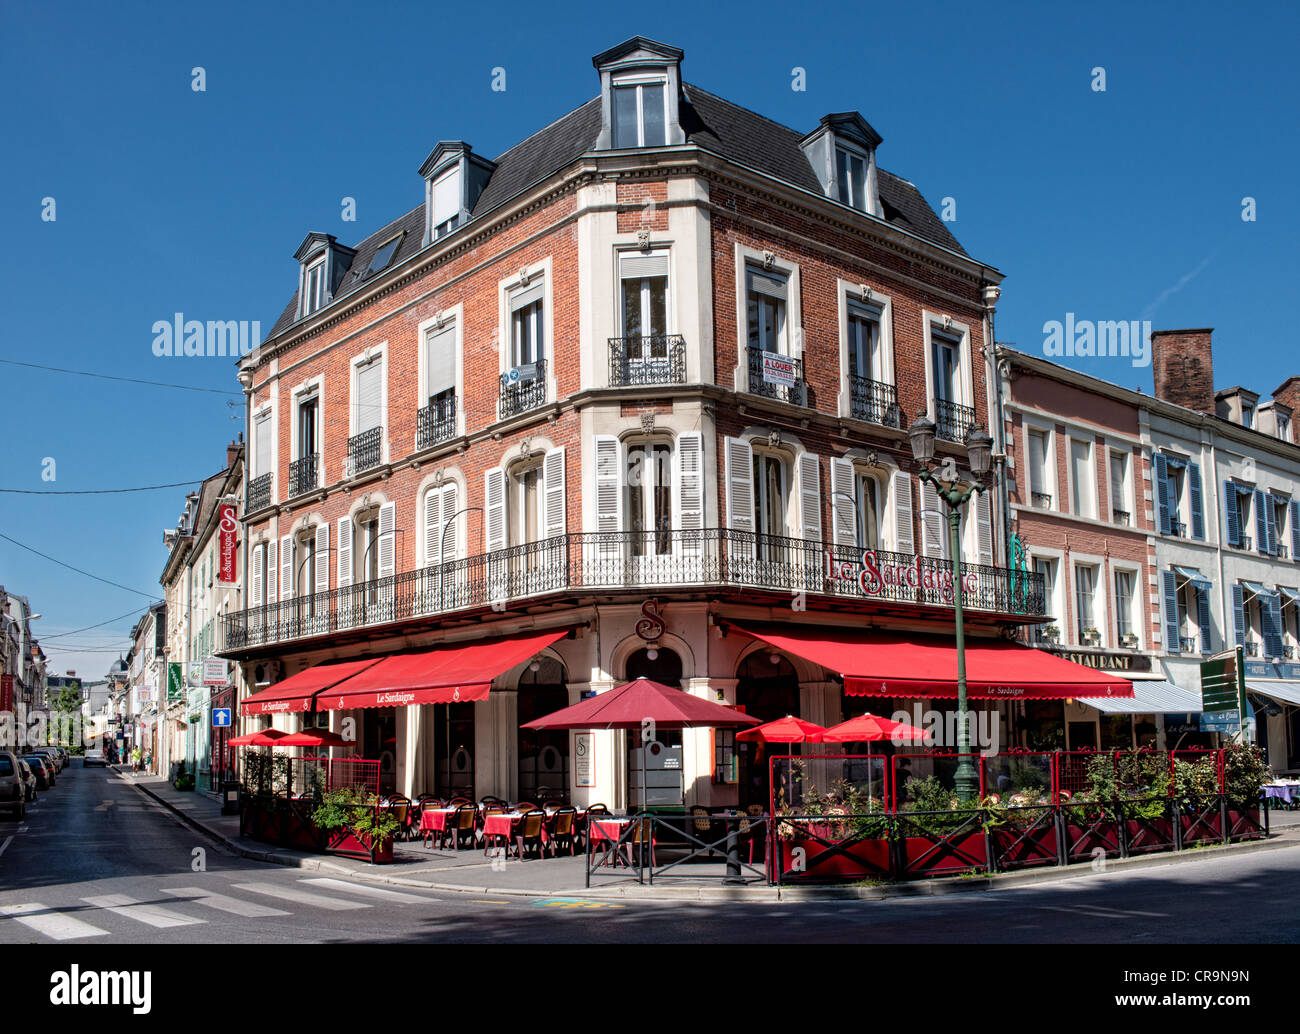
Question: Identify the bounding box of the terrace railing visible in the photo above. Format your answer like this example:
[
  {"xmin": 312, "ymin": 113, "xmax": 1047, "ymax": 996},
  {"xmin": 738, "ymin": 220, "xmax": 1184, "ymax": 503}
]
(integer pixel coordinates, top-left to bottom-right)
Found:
[
  {"xmin": 848, "ymin": 375, "xmax": 902, "ymax": 428},
  {"xmin": 247, "ymin": 472, "xmax": 273, "ymax": 513},
  {"xmin": 346, "ymin": 426, "xmax": 384, "ymax": 478},
  {"xmin": 416, "ymin": 396, "xmax": 457, "ymax": 450},
  {"xmin": 934, "ymin": 398, "xmax": 977, "ymax": 443},
  {"xmin": 223, "ymin": 528, "xmax": 1047, "ymax": 652},
  {"xmin": 608, "ymin": 335, "xmax": 686, "ymax": 387},
  {"xmin": 747, "ymin": 347, "xmax": 807, "ymax": 407},
  {"xmin": 288, "ymin": 454, "xmax": 318, "ymax": 497},
  {"xmin": 499, "ymin": 358, "xmax": 547, "ymax": 419}
]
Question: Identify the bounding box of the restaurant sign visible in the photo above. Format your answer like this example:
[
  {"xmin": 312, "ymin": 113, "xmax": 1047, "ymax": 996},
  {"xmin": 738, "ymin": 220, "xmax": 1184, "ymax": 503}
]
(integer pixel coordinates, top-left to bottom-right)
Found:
[
  {"xmin": 574, "ymin": 733, "xmax": 594, "ymax": 787},
  {"xmin": 202, "ymin": 658, "xmax": 229, "ymax": 687},
  {"xmin": 826, "ymin": 549, "xmax": 978, "ymax": 603},
  {"xmin": 1041, "ymin": 648, "xmax": 1152, "ymax": 673},
  {"xmin": 217, "ymin": 504, "xmax": 238, "ymax": 585}
]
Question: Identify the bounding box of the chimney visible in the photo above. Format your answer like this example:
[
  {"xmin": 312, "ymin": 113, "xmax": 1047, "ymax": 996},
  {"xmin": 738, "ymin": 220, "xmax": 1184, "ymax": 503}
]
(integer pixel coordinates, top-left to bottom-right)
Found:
[
  {"xmin": 227, "ymin": 439, "xmax": 241, "ymax": 469},
  {"xmin": 1151, "ymin": 328, "xmax": 1215, "ymax": 414},
  {"xmin": 1273, "ymin": 376, "xmax": 1300, "ymax": 415}
]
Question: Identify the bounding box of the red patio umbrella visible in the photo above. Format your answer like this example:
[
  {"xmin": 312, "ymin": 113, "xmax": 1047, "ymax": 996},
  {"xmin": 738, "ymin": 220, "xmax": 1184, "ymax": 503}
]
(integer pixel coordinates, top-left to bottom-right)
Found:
[
  {"xmin": 521, "ymin": 678, "xmax": 760, "ymax": 809},
  {"xmin": 227, "ymin": 729, "xmax": 289, "ymax": 747},
  {"xmin": 819, "ymin": 713, "xmax": 928, "ymax": 744},
  {"xmin": 735, "ymin": 715, "xmax": 826, "ymax": 743},
  {"xmin": 275, "ymin": 729, "xmax": 351, "ymax": 748}
]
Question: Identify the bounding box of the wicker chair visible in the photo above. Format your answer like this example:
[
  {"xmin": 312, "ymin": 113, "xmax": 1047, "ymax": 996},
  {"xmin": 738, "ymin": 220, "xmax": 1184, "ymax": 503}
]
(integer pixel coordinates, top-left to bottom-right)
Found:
[{"xmin": 514, "ymin": 810, "xmax": 546, "ymax": 860}]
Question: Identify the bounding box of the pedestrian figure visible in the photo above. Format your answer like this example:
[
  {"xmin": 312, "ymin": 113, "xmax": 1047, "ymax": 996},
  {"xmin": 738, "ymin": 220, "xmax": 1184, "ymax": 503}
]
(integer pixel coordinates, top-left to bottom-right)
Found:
[{"xmin": 130, "ymin": 746, "xmax": 141, "ymax": 775}]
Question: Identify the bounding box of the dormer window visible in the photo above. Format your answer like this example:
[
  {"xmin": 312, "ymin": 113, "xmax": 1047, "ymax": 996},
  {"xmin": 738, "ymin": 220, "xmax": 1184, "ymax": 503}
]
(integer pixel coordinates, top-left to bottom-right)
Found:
[
  {"xmin": 302, "ymin": 257, "xmax": 326, "ymax": 316},
  {"xmin": 419, "ymin": 142, "xmax": 496, "ymax": 246},
  {"xmin": 430, "ymin": 165, "xmax": 460, "ymax": 239},
  {"xmin": 836, "ymin": 146, "xmax": 868, "ymax": 210},
  {"xmin": 612, "ymin": 73, "xmax": 667, "ymax": 148},
  {"xmin": 801, "ymin": 112, "xmax": 884, "ymax": 218}
]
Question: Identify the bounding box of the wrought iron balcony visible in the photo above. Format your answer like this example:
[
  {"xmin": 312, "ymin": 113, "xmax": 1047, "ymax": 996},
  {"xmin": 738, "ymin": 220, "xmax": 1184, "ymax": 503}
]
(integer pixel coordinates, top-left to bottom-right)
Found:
[
  {"xmin": 934, "ymin": 398, "xmax": 976, "ymax": 443},
  {"xmin": 609, "ymin": 335, "xmax": 686, "ymax": 387},
  {"xmin": 221, "ymin": 528, "xmax": 1047, "ymax": 653},
  {"xmin": 346, "ymin": 426, "xmax": 384, "ymax": 478},
  {"xmin": 417, "ymin": 396, "xmax": 457, "ymax": 450},
  {"xmin": 1178, "ymin": 636, "xmax": 1197, "ymax": 654},
  {"xmin": 1032, "ymin": 492, "xmax": 1053, "ymax": 509},
  {"xmin": 1169, "ymin": 519, "xmax": 1187, "ymax": 538},
  {"xmin": 499, "ymin": 358, "xmax": 547, "ymax": 419},
  {"xmin": 848, "ymin": 375, "xmax": 902, "ymax": 428},
  {"xmin": 247, "ymin": 472, "xmax": 273, "ymax": 513},
  {"xmin": 288, "ymin": 454, "xmax": 318, "ymax": 497},
  {"xmin": 1112, "ymin": 509, "xmax": 1131, "ymax": 526},
  {"xmin": 747, "ymin": 347, "xmax": 807, "ymax": 406}
]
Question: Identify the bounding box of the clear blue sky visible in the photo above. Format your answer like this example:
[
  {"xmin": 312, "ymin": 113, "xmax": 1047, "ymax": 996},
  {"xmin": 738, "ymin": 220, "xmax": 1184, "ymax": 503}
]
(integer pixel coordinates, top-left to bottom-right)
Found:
[{"xmin": 2, "ymin": 0, "xmax": 1296, "ymax": 678}]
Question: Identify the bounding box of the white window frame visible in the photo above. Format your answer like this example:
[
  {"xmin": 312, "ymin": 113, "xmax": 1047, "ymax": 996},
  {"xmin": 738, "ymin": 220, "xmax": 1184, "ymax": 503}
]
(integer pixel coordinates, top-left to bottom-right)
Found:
[
  {"xmin": 1112, "ymin": 562, "xmax": 1142, "ymax": 648},
  {"xmin": 252, "ymin": 397, "xmax": 277, "ymax": 492},
  {"xmin": 617, "ymin": 249, "xmax": 672, "ymax": 346},
  {"xmin": 836, "ymin": 280, "xmax": 894, "ymax": 421},
  {"xmin": 921, "ymin": 312, "xmax": 974, "ymax": 414},
  {"xmin": 834, "ymin": 142, "xmax": 870, "ymax": 211},
  {"xmin": 1066, "ymin": 435, "xmax": 1097, "ymax": 520},
  {"xmin": 300, "ymin": 256, "xmax": 326, "ymax": 317},
  {"xmin": 1021, "ymin": 418, "xmax": 1057, "ymax": 511},
  {"xmin": 498, "ymin": 259, "xmax": 555, "ymax": 408},
  {"xmin": 1031, "ymin": 548, "xmax": 1065, "ymax": 642},
  {"xmin": 289, "ymin": 375, "xmax": 325, "ymax": 488},
  {"xmin": 428, "ymin": 162, "xmax": 462, "ymax": 240},
  {"xmin": 733, "ymin": 245, "xmax": 802, "ymax": 393},
  {"xmin": 347, "ymin": 345, "xmax": 388, "ymax": 472},
  {"xmin": 750, "ymin": 446, "xmax": 793, "ymax": 539},
  {"xmin": 610, "ymin": 71, "xmax": 669, "ymax": 148},
  {"xmin": 417, "ymin": 305, "xmax": 465, "ymax": 442},
  {"xmin": 1107, "ymin": 444, "xmax": 1132, "ymax": 525},
  {"xmin": 1070, "ymin": 555, "xmax": 1107, "ymax": 647}
]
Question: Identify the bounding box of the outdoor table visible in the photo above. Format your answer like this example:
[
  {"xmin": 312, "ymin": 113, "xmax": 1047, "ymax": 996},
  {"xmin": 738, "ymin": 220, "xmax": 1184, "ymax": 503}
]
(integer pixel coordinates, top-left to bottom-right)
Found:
[
  {"xmin": 588, "ymin": 817, "xmax": 634, "ymax": 867},
  {"xmin": 482, "ymin": 812, "xmax": 530, "ymax": 854},
  {"xmin": 420, "ymin": 807, "xmax": 456, "ymax": 832},
  {"xmin": 1262, "ymin": 784, "xmax": 1299, "ymax": 807}
]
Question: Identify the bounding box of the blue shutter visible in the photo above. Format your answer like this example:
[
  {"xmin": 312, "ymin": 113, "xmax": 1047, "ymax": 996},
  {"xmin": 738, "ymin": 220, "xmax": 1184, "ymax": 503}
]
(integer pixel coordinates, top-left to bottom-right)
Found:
[
  {"xmin": 1263, "ymin": 591, "xmax": 1284, "ymax": 658},
  {"xmin": 1255, "ymin": 489, "xmax": 1269, "ymax": 554},
  {"xmin": 1187, "ymin": 461, "xmax": 1205, "ymax": 539},
  {"xmin": 1196, "ymin": 585, "xmax": 1213, "ymax": 654},
  {"xmin": 1230, "ymin": 583, "xmax": 1246, "ymax": 647},
  {"xmin": 1222, "ymin": 481, "xmax": 1240, "ymax": 547},
  {"xmin": 1155, "ymin": 453, "xmax": 1171, "ymax": 535},
  {"xmin": 1162, "ymin": 570, "xmax": 1181, "ymax": 654},
  {"xmin": 1291, "ymin": 500, "xmax": 1300, "ymax": 560},
  {"xmin": 1266, "ymin": 493, "xmax": 1280, "ymax": 555}
]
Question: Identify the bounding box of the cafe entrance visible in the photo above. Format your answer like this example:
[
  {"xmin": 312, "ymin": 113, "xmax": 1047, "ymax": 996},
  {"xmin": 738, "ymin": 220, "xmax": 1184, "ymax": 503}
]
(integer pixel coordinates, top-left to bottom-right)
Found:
[{"xmin": 735, "ymin": 651, "xmax": 799, "ymax": 807}]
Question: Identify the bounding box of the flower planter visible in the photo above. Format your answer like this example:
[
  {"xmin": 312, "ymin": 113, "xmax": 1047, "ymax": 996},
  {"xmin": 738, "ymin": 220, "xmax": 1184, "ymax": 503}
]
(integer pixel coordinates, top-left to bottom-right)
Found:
[
  {"xmin": 327, "ymin": 829, "xmax": 394, "ymax": 864},
  {"xmin": 901, "ymin": 832, "xmax": 987, "ymax": 877},
  {"xmin": 779, "ymin": 837, "xmax": 890, "ymax": 880},
  {"xmin": 1176, "ymin": 803, "xmax": 1224, "ymax": 846},
  {"xmin": 1226, "ymin": 807, "xmax": 1264, "ymax": 842}
]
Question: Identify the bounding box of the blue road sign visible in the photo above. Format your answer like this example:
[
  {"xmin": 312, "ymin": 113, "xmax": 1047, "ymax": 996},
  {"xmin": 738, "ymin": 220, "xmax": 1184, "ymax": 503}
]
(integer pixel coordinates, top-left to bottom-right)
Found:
[{"xmin": 212, "ymin": 708, "xmax": 232, "ymax": 727}]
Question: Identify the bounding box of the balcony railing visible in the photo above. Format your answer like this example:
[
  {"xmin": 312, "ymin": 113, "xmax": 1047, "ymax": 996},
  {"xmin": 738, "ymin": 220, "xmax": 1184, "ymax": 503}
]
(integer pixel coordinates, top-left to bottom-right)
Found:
[
  {"xmin": 848, "ymin": 375, "xmax": 902, "ymax": 428},
  {"xmin": 288, "ymin": 455, "xmax": 318, "ymax": 498},
  {"xmin": 247, "ymin": 472, "xmax": 273, "ymax": 513},
  {"xmin": 346, "ymin": 426, "xmax": 384, "ymax": 478},
  {"xmin": 499, "ymin": 358, "xmax": 548, "ymax": 419},
  {"xmin": 1240, "ymin": 535, "xmax": 1253, "ymax": 551},
  {"xmin": 417, "ymin": 396, "xmax": 457, "ymax": 450},
  {"xmin": 934, "ymin": 398, "xmax": 976, "ymax": 443},
  {"xmin": 1032, "ymin": 492, "xmax": 1053, "ymax": 509},
  {"xmin": 1169, "ymin": 519, "xmax": 1187, "ymax": 539},
  {"xmin": 1178, "ymin": 636, "xmax": 1198, "ymax": 654},
  {"xmin": 747, "ymin": 347, "xmax": 807, "ymax": 407},
  {"xmin": 221, "ymin": 529, "xmax": 1047, "ymax": 653},
  {"xmin": 1112, "ymin": 509, "xmax": 1131, "ymax": 526},
  {"xmin": 609, "ymin": 335, "xmax": 686, "ymax": 387}
]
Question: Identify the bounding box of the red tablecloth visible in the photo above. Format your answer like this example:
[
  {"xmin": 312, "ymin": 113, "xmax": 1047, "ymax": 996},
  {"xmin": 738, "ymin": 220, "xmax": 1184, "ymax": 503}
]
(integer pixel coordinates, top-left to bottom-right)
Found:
[
  {"xmin": 588, "ymin": 818, "xmax": 631, "ymax": 842},
  {"xmin": 482, "ymin": 813, "xmax": 523, "ymax": 838},
  {"xmin": 420, "ymin": 809, "xmax": 455, "ymax": 832}
]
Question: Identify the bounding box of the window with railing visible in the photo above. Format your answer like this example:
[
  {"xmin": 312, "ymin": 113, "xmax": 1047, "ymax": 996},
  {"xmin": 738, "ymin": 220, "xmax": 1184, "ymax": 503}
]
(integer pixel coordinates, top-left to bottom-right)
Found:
[
  {"xmin": 346, "ymin": 426, "xmax": 384, "ymax": 478},
  {"xmin": 289, "ymin": 454, "xmax": 318, "ymax": 497},
  {"xmin": 934, "ymin": 398, "xmax": 976, "ymax": 443},
  {"xmin": 247, "ymin": 472, "xmax": 273, "ymax": 513},
  {"xmin": 747, "ymin": 346, "xmax": 807, "ymax": 406},
  {"xmin": 499, "ymin": 357, "xmax": 548, "ymax": 419},
  {"xmin": 848, "ymin": 375, "xmax": 900, "ymax": 427},
  {"xmin": 1112, "ymin": 509, "xmax": 1131, "ymax": 525},
  {"xmin": 608, "ymin": 335, "xmax": 685, "ymax": 386},
  {"xmin": 417, "ymin": 392, "xmax": 457, "ymax": 450}
]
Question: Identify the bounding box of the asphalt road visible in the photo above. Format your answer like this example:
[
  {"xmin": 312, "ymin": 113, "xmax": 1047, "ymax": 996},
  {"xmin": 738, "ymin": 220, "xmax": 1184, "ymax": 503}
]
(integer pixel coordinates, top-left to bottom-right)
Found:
[{"xmin": 1, "ymin": 759, "xmax": 1297, "ymax": 944}]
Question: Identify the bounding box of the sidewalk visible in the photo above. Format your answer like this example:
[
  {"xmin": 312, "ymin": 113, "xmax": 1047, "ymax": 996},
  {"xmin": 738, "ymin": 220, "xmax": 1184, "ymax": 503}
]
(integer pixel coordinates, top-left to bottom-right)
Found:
[{"xmin": 116, "ymin": 767, "xmax": 1300, "ymax": 902}]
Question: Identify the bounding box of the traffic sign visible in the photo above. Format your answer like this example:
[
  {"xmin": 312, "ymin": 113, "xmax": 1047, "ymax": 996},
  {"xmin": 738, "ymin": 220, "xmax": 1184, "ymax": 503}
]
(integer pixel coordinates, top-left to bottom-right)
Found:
[{"xmin": 212, "ymin": 708, "xmax": 232, "ymax": 727}]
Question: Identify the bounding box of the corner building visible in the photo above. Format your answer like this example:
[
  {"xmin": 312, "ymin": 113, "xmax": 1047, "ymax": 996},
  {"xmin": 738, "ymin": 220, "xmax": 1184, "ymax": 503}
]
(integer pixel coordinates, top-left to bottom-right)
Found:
[{"xmin": 221, "ymin": 38, "xmax": 1046, "ymax": 808}]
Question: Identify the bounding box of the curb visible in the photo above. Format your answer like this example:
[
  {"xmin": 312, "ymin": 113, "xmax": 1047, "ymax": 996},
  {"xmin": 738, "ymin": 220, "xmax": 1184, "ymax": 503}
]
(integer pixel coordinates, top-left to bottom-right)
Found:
[{"xmin": 118, "ymin": 773, "xmax": 1299, "ymax": 903}]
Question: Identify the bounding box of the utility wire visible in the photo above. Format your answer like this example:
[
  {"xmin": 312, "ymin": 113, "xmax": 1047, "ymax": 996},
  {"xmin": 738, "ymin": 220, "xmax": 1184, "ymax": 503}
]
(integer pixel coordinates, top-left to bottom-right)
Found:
[
  {"xmin": 0, "ymin": 480, "xmax": 206, "ymax": 495},
  {"xmin": 40, "ymin": 606, "xmax": 158, "ymax": 641},
  {"xmin": 0, "ymin": 357, "xmax": 243, "ymax": 396},
  {"xmin": 0, "ymin": 531, "xmax": 159, "ymax": 598}
]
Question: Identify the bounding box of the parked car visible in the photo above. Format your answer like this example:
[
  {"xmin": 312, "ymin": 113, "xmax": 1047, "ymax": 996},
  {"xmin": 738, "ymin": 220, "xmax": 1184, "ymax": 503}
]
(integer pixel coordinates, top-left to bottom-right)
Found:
[
  {"xmin": 83, "ymin": 747, "xmax": 106, "ymax": 767},
  {"xmin": 22, "ymin": 754, "xmax": 50, "ymax": 792},
  {"xmin": 0, "ymin": 751, "xmax": 27, "ymax": 819},
  {"xmin": 18, "ymin": 760, "xmax": 37, "ymax": 801},
  {"xmin": 29, "ymin": 749, "xmax": 61, "ymax": 774},
  {"xmin": 26, "ymin": 752, "xmax": 59, "ymax": 784}
]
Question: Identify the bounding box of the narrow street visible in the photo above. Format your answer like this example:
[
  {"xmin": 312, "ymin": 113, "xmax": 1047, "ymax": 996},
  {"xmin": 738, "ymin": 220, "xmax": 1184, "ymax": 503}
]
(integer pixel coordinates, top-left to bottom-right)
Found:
[{"xmin": 2, "ymin": 760, "xmax": 1296, "ymax": 945}]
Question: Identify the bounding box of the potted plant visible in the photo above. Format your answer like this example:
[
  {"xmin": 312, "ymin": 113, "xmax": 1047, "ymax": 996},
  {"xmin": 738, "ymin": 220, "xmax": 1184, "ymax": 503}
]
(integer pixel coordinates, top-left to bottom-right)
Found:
[
  {"xmin": 1120, "ymin": 632, "xmax": 1139, "ymax": 649},
  {"xmin": 1172, "ymin": 753, "xmax": 1222, "ymax": 844},
  {"xmin": 775, "ymin": 775, "xmax": 892, "ymax": 880},
  {"xmin": 1222, "ymin": 744, "xmax": 1270, "ymax": 840},
  {"xmin": 1082, "ymin": 627, "xmax": 1102, "ymax": 646},
  {"xmin": 1041, "ymin": 625, "xmax": 1061, "ymax": 644},
  {"xmin": 350, "ymin": 808, "xmax": 400, "ymax": 864}
]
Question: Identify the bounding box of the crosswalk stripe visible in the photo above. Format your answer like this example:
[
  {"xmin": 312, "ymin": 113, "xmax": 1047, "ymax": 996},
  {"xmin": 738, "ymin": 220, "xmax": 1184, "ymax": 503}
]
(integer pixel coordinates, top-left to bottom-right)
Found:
[
  {"xmin": 80, "ymin": 894, "xmax": 205, "ymax": 929},
  {"xmin": 160, "ymin": 887, "xmax": 291, "ymax": 918},
  {"xmin": 0, "ymin": 836, "xmax": 12, "ymax": 857},
  {"xmin": 1, "ymin": 903, "xmax": 110, "ymax": 940},
  {"xmin": 299, "ymin": 878, "xmax": 432, "ymax": 904},
  {"xmin": 232, "ymin": 882, "xmax": 370, "ymax": 911}
]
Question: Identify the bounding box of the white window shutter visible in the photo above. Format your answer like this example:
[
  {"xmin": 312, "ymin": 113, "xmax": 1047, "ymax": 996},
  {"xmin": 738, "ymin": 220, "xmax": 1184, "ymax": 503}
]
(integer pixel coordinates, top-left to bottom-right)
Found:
[
  {"xmin": 976, "ymin": 491, "xmax": 994, "ymax": 566},
  {"xmin": 830, "ymin": 457, "xmax": 856, "ymax": 547},
  {"xmin": 724, "ymin": 437, "xmax": 754, "ymax": 533},
  {"xmin": 337, "ymin": 517, "xmax": 353, "ymax": 588},
  {"xmin": 423, "ymin": 489, "xmax": 441, "ymax": 567},
  {"xmin": 279, "ymin": 535, "xmax": 294, "ymax": 600},
  {"xmin": 314, "ymin": 523, "xmax": 330, "ymax": 593},
  {"xmin": 892, "ymin": 471, "xmax": 914, "ymax": 554},
  {"xmin": 250, "ymin": 544, "xmax": 264, "ymax": 608},
  {"xmin": 798, "ymin": 453, "xmax": 822, "ymax": 542},
  {"xmin": 676, "ymin": 432, "xmax": 704, "ymax": 540},
  {"xmin": 485, "ymin": 468, "xmax": 507, "ymax": 553},
  {"xmin": 266, "ymin": 539, "xmax": 276, "ymax": 602},
  {"xmin": 594, "ymin": 436, "xmax": 622, "ymax": 537},
  {"xmin": 437, "ymin": 485, "xmax": 458, "ymax": 563},
  {"xmin": 377, "ymin": 501, "xmax": 396, "ymax": 578},
  {"xmin": 355, "ymin": 357, "xmax": 383, "ymax": 433},
  {"xmin": 543, "ymin": 447, "xmax": 566, "ymax": 539},
  {"xmin": 920, "ymin": 480, "xmax": 944, "ymax": 558}
]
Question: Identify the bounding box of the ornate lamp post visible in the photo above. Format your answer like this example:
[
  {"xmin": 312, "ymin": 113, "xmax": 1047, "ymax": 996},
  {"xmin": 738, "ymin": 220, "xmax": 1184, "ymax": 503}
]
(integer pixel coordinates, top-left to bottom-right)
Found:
[{"xmin": 908, "ymin": 416, "xmax": 994, "ymax": 802}]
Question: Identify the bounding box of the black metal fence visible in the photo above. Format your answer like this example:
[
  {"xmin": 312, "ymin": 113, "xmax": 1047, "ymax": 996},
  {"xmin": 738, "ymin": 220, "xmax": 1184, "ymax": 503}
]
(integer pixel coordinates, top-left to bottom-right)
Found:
[
  {"xmin": 247, "ymin": 472, "xmax": 273, "ymax": 513},
  {"xmin": 498, "ymin": 358, "xmax": 547, "ymax": 418},
  {"xmin": 416, "ymin": 396, "xmax": 457, "ymax": 450},
  {"xmin": 747, "ymin": 347, "xmax": 807, "ymax": 406},
  {"xmin": 608, "ymin": 335, "xmax": 686, "ymax": 386},
  {"xmin": 288, "ymin": 454, "xmax": 318, "ymax": 497},
  {"xmin": 346, "ymin": 426, "xmax": 384, "ymax": 477},
  {"xmin": 934, "ymin": 398, "xmax": 977, "ymax": 443},
  {"xmin": 223, "ymin": 528, "xmax": 1046, "ymax": 650},
  {"xmin": 849, "ymin": 375, "xmax": 902, "ymax": 428}
]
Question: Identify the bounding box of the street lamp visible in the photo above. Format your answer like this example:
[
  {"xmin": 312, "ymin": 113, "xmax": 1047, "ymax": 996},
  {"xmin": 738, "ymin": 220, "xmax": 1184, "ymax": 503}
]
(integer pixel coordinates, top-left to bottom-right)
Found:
[
  {"xmin": 438, "ymin": 507, "xmax": 481, "ymax": 611},
  {"xmin": 908, "ymin": 417, "xmax": 993, "ymax": 802}
]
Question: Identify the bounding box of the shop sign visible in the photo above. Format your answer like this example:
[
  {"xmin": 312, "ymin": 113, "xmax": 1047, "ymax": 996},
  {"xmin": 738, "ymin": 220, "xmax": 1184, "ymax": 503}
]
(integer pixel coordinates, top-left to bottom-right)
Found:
[
  {"xmin": 188, "ymin": 662, "xmax": 205, "ymax": 687},
  {"xmin": 202, "ymin": 659, "xmax": 228, "ymax": 687},
  {"xmin": 167, "ymin": 663, "xmax": 185, "ymax": 702},
  {"xmin": 217, "ymin": 504, "xmax": 238, "ymax": 584},
  {"xmin": 574, "ymin": 733, "xmax": 595, "ymax": 787},
  {"xmin": 1043, "ymin": 648, "xmax": 1152, "ymax": 672},
  {"xmin": 761, "ymin": 353, "xmax": 796, "ymax": 388},
  {"xmin": 825, "ymin": 549, "xmax": 978, "ymax": 603}
]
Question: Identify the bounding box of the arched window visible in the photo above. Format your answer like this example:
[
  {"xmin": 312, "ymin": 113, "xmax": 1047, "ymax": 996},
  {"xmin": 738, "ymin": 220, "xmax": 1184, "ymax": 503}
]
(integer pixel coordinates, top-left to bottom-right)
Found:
[{"xmin": 625, "ymin": 646, "xmax": 682, "ymax": 686}]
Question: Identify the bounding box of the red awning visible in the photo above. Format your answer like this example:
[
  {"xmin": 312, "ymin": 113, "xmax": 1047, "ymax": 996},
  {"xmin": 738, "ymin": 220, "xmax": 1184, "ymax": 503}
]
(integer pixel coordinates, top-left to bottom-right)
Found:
[
  {"xmin": 315, "ymin": 628, "xmax": 571, "ymax": 711},
  {"xmin": 240, "ymin": 658, "xmax": 383, "ymax": 715},
  {"xmin": 734, "ymin": 623, "xmax": 1134, "ymax": 700}
]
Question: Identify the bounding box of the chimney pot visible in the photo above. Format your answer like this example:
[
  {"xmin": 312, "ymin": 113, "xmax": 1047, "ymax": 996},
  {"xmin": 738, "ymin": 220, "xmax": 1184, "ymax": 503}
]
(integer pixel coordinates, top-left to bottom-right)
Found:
[{"xmin": 1151, "ymin": 328, "xmax": 1215, "ymax": 414}]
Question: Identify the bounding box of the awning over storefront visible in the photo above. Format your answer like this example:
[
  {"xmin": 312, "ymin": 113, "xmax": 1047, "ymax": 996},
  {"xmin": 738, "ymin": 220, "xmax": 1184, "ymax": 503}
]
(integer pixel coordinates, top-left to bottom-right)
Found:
[
  {"xmin": 732, "ymin": 623, "xmax": 1134, "ymax": 699},
  {"xmin": 315, "ymin": 628, "xmax": 571, "ymax": 711},
  {"xmin": 1086, "ymin": 680, "xmax": 1203, "ymax": 714},
  {"xmin": 1247, "ymin": 680, "xmax": 1300, "ymax": 707},
  {"xmin": 239, "ymin": 658, "xmax": 382, "ymax": 716}
]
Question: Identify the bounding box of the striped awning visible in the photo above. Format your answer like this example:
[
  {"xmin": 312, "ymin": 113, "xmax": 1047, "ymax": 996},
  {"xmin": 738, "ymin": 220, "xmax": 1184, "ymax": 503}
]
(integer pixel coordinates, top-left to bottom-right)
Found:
[
  {"xmin": 1085, "ymin": 680, "xmax": 1203, "ymax": 715},
  {"xmin": 1247, "ymin": 680, "xmax": 1300, "ymax": 707}
]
